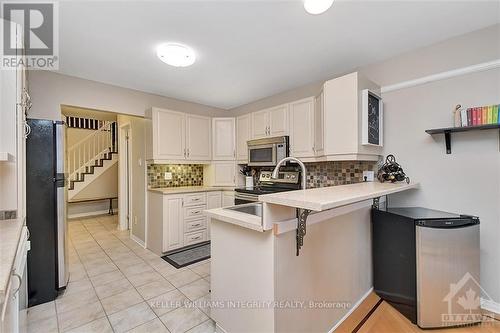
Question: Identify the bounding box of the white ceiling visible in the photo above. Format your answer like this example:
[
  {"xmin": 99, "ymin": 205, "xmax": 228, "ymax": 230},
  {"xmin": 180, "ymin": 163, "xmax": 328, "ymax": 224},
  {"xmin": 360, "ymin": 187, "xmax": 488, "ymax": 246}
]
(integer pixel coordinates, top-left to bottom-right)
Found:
[{"xmin": 56, "ymin": 1, "xmax": 500, "ymax": 109}]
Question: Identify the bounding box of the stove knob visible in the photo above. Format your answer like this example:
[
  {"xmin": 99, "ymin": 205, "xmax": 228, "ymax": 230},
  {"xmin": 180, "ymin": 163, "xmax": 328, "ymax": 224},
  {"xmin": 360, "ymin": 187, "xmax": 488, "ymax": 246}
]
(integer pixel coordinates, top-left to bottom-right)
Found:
[
  {"xmin": 286, "ymin": 174, "xmax": 290, "ymax": 179},
  {"xmin": 291, "ymin": 175, "xmax": 296, "ymax": 179}
]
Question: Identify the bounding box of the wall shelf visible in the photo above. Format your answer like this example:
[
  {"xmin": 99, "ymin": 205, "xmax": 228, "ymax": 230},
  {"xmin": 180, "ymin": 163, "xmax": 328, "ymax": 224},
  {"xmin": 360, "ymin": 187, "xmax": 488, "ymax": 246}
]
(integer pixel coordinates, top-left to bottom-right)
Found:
[{"xmin": 425, "ymin": 124, "xmax": 500, "ymax": 154}]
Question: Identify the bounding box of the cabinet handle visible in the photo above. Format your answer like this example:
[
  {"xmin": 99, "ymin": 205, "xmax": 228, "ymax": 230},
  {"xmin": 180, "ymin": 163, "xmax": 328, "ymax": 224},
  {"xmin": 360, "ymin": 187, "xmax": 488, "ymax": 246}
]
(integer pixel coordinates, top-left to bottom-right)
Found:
[
  {"xmin": 11, "ymin": 273, "xmax": 22, "ymax": 298},
  {"xmin": 192, "ymin": 198, "xmax": 200, "ymax": 201},
  {"xmin": 192, "ymin": 223, "xmax": 201, "ymax": 227},
  {"xmin": 192, "ymin": 236, "xmax": 201, "ymax": 240},
  {"xmin": 184, "ymin": 148, "xmax": 186, "ymax": 158},
  {"xmin": 192, "ymin": 211, "xmax": 200, "ymax": 214},
  {"xmin": 187, "ymin": 149, "xmax": 190, "ymax": 158}
]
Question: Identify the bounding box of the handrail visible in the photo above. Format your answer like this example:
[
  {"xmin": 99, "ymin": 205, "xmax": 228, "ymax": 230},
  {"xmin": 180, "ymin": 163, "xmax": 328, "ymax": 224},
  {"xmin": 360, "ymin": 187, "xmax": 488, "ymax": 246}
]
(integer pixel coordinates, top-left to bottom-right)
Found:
[{"xmin": 67, "ymin": 121, "xmax": 117, "ymax": 182}]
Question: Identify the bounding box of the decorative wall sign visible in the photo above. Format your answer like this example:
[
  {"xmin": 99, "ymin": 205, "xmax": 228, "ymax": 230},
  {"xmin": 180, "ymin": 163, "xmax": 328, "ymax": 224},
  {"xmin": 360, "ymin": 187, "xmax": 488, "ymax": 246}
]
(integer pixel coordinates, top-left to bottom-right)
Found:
[{"xmin": 362, "ymin": 89, "xmax": 383, "ymax": 146}]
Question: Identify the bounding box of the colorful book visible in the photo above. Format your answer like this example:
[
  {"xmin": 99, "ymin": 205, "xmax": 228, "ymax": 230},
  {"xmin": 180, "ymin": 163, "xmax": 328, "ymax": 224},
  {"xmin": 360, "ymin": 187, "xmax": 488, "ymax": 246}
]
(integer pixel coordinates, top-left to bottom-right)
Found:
[
  {"xmin": 477, "ymin": 107, "xmax": 483, "ymax": 125},
  {"xmin": 472, "ymin": 108, "xmax": 478, "ymax": 125},
  {"xmin": 461, "ymin": 108, "xmax": 468, "ymax": 127},
  {"xmin": 467, "ymin": 108, "xmax": 472, "ymax": 126},
  {"xmin": 496, "ymin": 105, "xmax": 500, "ymax": 124},
  {"xmin": 482, "ymin": 107, "xmax": 488, "ymax": 125},
  {"xmin": 487, "ymin": 106, "xmax": 493, "ymax": 124}
]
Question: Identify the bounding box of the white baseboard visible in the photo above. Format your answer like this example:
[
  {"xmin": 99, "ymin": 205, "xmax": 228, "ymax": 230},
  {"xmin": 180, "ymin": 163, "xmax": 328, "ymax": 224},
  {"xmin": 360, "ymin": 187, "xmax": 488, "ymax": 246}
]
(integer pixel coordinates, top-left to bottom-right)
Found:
[
  {"xmin": 328, "ymin": 287, "xmax": 374, "ymax": 333},
  {"xmin": 68, "ymin": 209, "xmax": 118, "ymax": 219},
  {"xmin": 481, "ymin": 298, "xmax": 500, "ymax": 315},
  {"xmin": 130, "ymin": 233, "xmax": 146, "ymax": 248}
]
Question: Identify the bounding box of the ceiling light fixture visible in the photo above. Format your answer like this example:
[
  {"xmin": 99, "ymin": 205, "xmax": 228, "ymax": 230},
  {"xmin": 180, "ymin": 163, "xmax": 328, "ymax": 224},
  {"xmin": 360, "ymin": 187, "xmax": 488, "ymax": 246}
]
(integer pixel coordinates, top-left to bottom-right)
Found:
[
  {"xmin": 156, "ymin": 43, "xmax": 196, "ymax": 67},
  {"xmin": 303, "ymin": 0, "xmax": 334, "ymax": 15}
]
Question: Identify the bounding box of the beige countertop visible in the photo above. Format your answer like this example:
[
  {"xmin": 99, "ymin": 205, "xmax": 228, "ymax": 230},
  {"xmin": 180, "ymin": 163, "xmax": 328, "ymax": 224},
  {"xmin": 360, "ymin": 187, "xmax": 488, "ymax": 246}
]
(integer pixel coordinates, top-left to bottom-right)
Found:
[
  {"xmin": 203, "ymin": 207, "xmax": 264, "ymax": 232},
  {"xmin": 148, "ymin": 186, "xmax": 235, "ymax": 195},
  {"xmin": 259, "ymin": 181, "xmax": 419, "ymax": 211},
  {"xmin": 0, "ymin": 217, "xmax": 24, "ymax": 300}
]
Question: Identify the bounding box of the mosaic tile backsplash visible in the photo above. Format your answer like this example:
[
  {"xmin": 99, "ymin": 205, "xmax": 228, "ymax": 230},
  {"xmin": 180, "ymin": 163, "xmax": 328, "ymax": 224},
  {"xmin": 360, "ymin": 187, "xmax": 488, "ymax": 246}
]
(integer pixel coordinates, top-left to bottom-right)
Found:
[
  {"xmin": 304, "ymin": 161, "xmax": 378, "ymax": 188},
  {"xmin": 148, "ymin": 164, "xmax": 204, "ymax": 188}
]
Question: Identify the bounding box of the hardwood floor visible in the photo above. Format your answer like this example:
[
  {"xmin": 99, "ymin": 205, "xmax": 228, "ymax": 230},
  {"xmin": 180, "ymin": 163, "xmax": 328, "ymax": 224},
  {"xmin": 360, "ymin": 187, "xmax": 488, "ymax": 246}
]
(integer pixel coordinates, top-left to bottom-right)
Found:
[{"xmin": 336, "ymin": 293, "xmax": 500, "ymax": 333}]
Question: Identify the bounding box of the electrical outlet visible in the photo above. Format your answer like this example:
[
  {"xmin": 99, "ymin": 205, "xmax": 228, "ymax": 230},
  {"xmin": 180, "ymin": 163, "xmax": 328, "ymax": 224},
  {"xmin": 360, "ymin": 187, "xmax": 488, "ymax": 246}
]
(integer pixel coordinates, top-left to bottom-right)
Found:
[
  {"xmin": 164, "ymin": 172, "xmax": 172, "ymax": 180},
  {"xmin": 363, "ymin": 171, "xmax": 375, "ymax": 182}
]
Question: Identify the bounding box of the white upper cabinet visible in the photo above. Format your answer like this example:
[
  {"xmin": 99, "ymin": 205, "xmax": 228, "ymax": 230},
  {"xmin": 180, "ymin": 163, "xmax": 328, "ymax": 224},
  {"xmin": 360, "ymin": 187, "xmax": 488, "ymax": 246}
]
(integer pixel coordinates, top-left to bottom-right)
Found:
[
  {"xmin": 146, "ymin": 108, "xmax": 211, "ymax": 163},
  {"xmin": 268, "ymin": 104, "xmax": 289, "ymax": 137},
  {"xmin": 236, "ymin": 114, "xmax": 251, "ymax": 161},
  {"xmin": 205, "ymin": 162, "xmax": 237, "ymax": 187},
  {"xmin": 186, "ymin": 114, "xmax": 211, "ymax": 161},
  {"xmin": 153, "ymin": 108, "xmax": 186, "ymax": 160},
  {"xmin": 322, "ymin": 72, "xmax": 382, "ymax": 160},
  {"xmin": 251, "ymin": 104, "xmax": 288, "ymax": 139},
  {"xmin": 212, "ymin": 118, "xmax": 235, "ymax": 161},
  {"xmin": 251, "ymin": 110, "xmax": 269, "ymax": 139},
  {"xmin": 289, "ymin": 97, "xmax": 315, "ymax": 158},
  {"xmin": 314, "ymin": 91, "xmax": 325, "ymax": 156}
]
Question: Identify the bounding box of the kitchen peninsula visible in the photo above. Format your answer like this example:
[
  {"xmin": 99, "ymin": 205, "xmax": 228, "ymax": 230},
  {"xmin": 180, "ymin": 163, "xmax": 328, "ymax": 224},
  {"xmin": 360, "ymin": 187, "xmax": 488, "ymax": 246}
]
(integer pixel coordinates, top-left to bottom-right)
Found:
[{"xmin": 204, "ymin": 181, "xmax": 418, "ymax": 333}]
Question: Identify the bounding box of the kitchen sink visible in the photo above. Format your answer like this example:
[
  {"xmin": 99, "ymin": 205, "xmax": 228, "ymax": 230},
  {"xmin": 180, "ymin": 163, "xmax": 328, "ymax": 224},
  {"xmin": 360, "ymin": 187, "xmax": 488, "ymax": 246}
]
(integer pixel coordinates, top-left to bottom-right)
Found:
[{"xmin": 226, "ymin": 202, "xmax": 263, "ymax": 217}]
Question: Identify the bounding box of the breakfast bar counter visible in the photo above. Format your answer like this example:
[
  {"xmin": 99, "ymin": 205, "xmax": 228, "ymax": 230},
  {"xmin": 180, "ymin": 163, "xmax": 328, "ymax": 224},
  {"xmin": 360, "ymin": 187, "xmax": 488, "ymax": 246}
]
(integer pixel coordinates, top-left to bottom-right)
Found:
[{"xmin": 205, "ymin": 181, "xmax": 419, "ymax": 333}]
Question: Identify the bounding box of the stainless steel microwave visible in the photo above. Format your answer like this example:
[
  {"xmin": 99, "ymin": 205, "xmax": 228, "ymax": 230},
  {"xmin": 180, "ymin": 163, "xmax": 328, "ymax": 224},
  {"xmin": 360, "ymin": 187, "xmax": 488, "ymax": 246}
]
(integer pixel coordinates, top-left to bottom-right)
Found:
[{"xmin": 247, "ymin": 136, "xmax": 289, "ymax": 166}]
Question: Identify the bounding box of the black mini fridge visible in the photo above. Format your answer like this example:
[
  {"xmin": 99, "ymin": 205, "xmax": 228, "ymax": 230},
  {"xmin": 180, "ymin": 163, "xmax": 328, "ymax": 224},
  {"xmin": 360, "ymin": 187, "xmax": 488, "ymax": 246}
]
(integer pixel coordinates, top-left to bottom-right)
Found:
[{"xmin": 372, "ymin": 207, "xmax": 480, "ymax": 328}]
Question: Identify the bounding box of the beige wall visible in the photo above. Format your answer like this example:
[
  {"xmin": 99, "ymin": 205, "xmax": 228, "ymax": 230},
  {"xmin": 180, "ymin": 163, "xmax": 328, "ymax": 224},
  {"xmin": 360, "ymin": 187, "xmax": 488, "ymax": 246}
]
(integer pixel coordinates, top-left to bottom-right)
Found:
[
  {"xmin": 71, "ymin": 163, "xmax": 118, "ymax": 201},
  {"xmin": 117, "ymin": 114, "xmax": 147, "ymax": 242},
  {"xmin": 27, "ymin": 71, "xmax": 228, "ymax": 121}
]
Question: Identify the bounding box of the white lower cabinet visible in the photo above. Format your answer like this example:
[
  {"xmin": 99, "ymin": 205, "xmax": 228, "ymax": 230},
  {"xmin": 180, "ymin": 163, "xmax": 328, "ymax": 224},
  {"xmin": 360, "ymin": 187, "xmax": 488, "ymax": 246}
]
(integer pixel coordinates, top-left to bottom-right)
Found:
[
  {"xmin": 222, "ymin": 191, "xmax": 235, "ymax": 207},
  {"xmin": 162, "ymin": 195, "xmax": 184, "ymax": 252},
  {"xmin": 150, "ymin": 190, "xmax": 225, "ymax": 254}
]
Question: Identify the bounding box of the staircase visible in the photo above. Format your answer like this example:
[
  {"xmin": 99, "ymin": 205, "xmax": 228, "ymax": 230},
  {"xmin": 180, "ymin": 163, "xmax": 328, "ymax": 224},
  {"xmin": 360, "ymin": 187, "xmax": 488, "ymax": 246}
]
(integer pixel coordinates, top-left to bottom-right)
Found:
[{"xmin": 67, "ymin": 121, "xmax": 118, "ymax": 201}]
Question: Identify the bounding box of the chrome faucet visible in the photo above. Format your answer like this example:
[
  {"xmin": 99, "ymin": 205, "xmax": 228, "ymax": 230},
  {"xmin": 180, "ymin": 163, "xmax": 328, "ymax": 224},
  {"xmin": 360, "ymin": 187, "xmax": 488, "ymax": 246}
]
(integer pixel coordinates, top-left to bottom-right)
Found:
[{"xmin": 272, "ymin": 157, "xmax": 307, "ymax": 190}]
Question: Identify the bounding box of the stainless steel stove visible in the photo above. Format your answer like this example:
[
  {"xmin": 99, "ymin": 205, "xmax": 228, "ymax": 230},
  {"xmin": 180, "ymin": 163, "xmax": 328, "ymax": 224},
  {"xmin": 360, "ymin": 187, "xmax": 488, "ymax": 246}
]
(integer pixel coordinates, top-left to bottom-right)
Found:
[{"xmin": 234, "ymin": 171, "xmax": 300, "ymax": 204}]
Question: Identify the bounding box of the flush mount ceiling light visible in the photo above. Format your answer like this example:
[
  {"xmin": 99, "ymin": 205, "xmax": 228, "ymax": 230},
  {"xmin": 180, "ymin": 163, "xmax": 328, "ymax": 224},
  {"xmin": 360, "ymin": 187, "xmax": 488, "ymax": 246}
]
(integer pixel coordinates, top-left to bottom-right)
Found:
[
  {"xmin": 303, "ymin": 0, "xmax": 334, "ymax": 15},
  {"xmin": 156, "ymin": 43, "xmax": 196, "ymax": 67}
]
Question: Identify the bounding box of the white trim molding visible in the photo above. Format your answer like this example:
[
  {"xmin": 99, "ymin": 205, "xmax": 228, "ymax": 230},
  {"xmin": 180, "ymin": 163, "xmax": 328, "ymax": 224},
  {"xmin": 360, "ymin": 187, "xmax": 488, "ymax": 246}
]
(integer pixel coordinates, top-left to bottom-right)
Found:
[
  {"xmin": 68, "ymin": 210, "xmax": 118, "ymax": 219},
  {"xmin": 381, "ymin": 59, "xmax": 500, "ymax": 94},
  {"xmin": 130, "ymin": 233, "xmax": 146, "ymax": 248},
  {"xmin": 482, "ymin": 297, "xmax": 500, "ymax": 315},
  {"xmin": 328, "ymin": 288, "xmax": 374, "ymax": 333}
]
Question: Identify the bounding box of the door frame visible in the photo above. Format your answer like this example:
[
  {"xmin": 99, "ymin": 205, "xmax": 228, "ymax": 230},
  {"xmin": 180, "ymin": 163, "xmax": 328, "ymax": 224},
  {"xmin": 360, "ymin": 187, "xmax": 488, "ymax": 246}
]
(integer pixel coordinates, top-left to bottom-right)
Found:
[{"xmin": 118, "ymin": 122, "xmax": 132, "ymax": 232}]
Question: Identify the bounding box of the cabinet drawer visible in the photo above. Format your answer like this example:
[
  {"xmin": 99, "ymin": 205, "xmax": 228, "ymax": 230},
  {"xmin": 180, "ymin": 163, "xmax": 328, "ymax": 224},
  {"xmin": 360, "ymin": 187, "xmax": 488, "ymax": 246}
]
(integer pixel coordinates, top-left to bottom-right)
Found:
[
  {"xmin": 185, "ymin": 218, "xmax": 207, "ymax": 233},
  {"xmin": 184, "ymin": 205, "xmax": 207, "ymax": 219},
  {"xmin": 184, "ymin": 193, "xmax": 206, "ymax": 207},
  {"xmin": 184, "ymin": 230, "xmax": 207, "ymax": 246}
]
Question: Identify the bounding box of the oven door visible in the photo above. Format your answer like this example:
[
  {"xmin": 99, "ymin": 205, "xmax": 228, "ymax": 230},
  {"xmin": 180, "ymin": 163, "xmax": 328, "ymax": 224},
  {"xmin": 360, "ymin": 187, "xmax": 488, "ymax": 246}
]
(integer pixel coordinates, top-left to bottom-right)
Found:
[
  {"xmin": 234, "ymin": 192, "xmax": 259, "ymax": 205},
  {"xmin": 248, "ymin": 144, "xmax": 276, "ymax": 166}
]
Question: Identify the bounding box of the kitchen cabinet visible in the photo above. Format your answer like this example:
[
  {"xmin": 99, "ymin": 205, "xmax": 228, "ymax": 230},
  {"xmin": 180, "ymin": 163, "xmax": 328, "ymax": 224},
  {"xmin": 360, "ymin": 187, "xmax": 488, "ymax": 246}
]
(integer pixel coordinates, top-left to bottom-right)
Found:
[
  {"xmin": 205, "ymin": 162, "xmax": 237, "ymax": 187},
  {"xmin": 146, "ymin": 108, "xmax": 211, "ymax": 163},
  {"xmin": 251, "ymin": 104, "xmax": 289, "ymax": 139},
  {"xmin": 206, "ymin": 191, "xmax": 222, "ymax": 238},
  {"xmin": 321, "ymin": 72, "xmax": 382, "ymax": 160},
  {"xmin": 212, "ymin": 118, "xmax": 235, "ymax": 161},
  {"xmin": 314, "ymin": 91, "xmax": 324, "ymax": 156},
  {"xmin": 236, "ymin": 114, "xmax": 251, "ymax": 162},
  {"xmin": 289, "ymin": 97, "xmax": 315, "ymax": 158},
  {"xmin": 162, "ymin": 195, "xmax": 184, "ymax": 251},
  {"xmin": 148, "ymin": 190, "xmax": 218, "ymax": 254},
  {"xmin": 222, "ymin": 191, "xmax": 235, "ymax": 207},
  {"xmin": 186, "ymin": 114, "xmax": 211, "ymax": 161}
]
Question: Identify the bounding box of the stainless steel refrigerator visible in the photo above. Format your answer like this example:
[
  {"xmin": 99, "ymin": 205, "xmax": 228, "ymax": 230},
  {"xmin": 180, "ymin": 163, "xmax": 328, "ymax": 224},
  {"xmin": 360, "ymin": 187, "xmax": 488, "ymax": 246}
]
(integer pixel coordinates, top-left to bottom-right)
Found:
[{"xmin": 26, "ymin": 119, "xmax": 69, "ymax": 306}]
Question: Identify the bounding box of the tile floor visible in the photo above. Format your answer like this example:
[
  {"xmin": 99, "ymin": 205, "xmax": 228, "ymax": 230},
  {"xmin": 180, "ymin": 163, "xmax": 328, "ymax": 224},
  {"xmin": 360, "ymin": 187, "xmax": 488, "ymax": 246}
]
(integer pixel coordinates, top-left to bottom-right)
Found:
[{"xmin": 26, "ymin": 215, "xmax": 214, "ymax": 333}]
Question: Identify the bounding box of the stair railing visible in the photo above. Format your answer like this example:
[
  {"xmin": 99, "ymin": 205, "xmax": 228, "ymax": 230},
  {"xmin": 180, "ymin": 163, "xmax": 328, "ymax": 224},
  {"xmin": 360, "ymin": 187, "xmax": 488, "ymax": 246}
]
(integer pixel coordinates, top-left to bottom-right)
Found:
[{"xmin": 68, "ymin": 121, "xmax": 117, "ymax": 182}]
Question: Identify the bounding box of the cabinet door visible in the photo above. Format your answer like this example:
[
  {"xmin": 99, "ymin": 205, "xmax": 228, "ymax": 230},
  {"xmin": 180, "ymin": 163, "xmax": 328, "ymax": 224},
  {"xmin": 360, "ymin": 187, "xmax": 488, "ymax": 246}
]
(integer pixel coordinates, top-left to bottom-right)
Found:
[
  {"xmin": 289, "ymin": 98, "xmax": 315, "ymax": 158},
  {"xmin": 212, "ymin": 118, "xmax": 235, "ymax": 161},
  {"xmin": 207, "ymin": 191, "xmax": 222, "ymax": 209},
  {"xmin": 314, "ymin": 91, "xmax": 325, "ymax": 156},
  {"xmin": 186, "ymin": 115, "xmax": 211, "ymax": 161},
  {"xmin": 163, "ymin": 195, "xmax": 184, "ymax": 251},
  {"xmin": 206, "ymin": 191, "xmax": 222, "ymax": 240},
  {"xmin": 211, "ymin": 162, "xmax": 236, "ymax": 186},
  {"xmin": 222, "ymin": 192, "xmax": 235, "ymax": 207},
  {"xmin": 251, "ymin": 110, "xmax": 269, "ymax": 139},
  {"xmin": 269, "ymin": 104, "xmax": 289, "ymax": 136},
  {"xmin": 236, "ymin": 114, "xmax": 251, "ymax": 161},
  {"xmin": 153, "ymin": 108, "xmax": 185, "ymax": 160}
]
